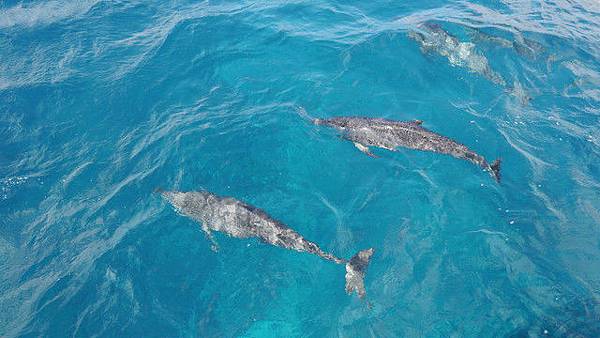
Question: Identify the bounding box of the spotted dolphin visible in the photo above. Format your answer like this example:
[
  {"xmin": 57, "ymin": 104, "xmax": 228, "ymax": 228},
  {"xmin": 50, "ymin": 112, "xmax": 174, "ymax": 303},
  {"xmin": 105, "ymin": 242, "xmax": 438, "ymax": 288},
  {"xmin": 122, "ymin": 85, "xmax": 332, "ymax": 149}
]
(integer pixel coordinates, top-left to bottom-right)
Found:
[
  {"xmin": 314, "ymin": 116, "xmax": 501, "ymax": 182},
  {"xmin": 408, "ymin": 22, "xmax": 505, "ymax": 86},
  {"xmin": 160, "ymin": 190, "xmax": 374, "ymax": 299}
]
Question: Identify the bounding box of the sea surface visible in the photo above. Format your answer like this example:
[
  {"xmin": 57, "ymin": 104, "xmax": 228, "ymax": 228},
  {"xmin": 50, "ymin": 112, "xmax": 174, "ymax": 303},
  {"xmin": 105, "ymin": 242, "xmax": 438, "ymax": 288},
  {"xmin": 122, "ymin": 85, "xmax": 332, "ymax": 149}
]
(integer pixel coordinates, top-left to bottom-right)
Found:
[{"xmin": 1, "ymin": 0, "xmax": 600, "ymax": 337}]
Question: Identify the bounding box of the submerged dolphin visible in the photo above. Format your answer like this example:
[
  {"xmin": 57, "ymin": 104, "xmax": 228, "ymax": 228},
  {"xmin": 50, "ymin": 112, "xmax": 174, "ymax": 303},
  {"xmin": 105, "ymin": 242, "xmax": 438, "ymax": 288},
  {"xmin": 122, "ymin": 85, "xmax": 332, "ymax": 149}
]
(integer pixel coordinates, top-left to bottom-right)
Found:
[
  {"xmin": 314, "ymin": 116, "xmax": 501, "ymax": 182},
  {"xmin": 161, "ymin": 190, "xmax": 374, "ymax": 299},
  {"xmin": 467, "ymin": 27, "xmax": 545, "ymax": 60},
  {"xmin": 408, "ymin": 22, "xmax": 505, "ymax": 86}
]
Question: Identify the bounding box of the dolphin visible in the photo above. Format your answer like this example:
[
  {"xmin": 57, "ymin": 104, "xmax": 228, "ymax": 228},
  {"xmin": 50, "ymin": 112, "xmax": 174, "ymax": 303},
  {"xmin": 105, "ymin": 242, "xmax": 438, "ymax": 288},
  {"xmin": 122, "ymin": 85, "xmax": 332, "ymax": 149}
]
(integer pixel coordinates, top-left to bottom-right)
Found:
[
  {"xmin": 408, "ymin": 22, "xmax": 505, "ymax": 86},
  {"xmin": 467, "ymin": 27, "xmax": 545, "ymax": 60},
  {"xmin": 314, "ymin": 116, "xmax": 501, "ymax": 182},
  {"xmin": 160, "ymin": 190, "xmax": 374, "ymax": 299}
]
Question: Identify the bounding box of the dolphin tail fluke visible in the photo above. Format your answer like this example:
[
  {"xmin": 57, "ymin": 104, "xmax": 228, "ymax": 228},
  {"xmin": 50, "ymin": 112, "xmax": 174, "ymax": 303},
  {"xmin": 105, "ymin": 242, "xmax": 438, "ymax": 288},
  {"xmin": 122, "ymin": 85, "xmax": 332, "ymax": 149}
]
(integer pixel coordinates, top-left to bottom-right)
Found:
[
  {"xmin": 490, "ymin": 158, "xmax": 501, "ymax": 182},
  {"xmin": 345, "ymin": 248, "xmax": 374, "ymax": 299}
]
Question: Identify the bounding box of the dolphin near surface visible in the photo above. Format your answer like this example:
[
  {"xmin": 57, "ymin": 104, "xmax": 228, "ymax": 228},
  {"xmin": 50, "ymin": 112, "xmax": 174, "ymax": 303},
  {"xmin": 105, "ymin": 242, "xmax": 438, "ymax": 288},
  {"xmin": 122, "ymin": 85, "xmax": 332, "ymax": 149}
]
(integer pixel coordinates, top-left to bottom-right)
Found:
[
  {"xmin": 408, "ymin": 22, "xmax": 506, "ymax": 86},
  {"xmin": 314, "ymin": 116, "xmax": 502, "ymax": 182},
  {"xmin": 161, "ymin": 190, "xmax": 375, "ymax": 299},
  {"xmin": 467, "ymin": 26, "xmax": 546, "ymax": 60}
]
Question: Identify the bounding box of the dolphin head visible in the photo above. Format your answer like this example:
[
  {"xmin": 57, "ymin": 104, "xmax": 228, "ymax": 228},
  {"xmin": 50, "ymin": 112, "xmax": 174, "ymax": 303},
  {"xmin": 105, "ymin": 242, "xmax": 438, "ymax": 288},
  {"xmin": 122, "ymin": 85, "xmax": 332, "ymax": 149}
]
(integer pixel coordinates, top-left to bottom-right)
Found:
[
  {"xmin": 407, "ymin": 29, "xmax": 425, "ymax": 43},
  {"xmin": 161, "ymin": 190, "xmax": 214, "ymax": 219},
  {"xmin": 326, "ymin": 117, "xmax": 354, "ymax": 129},
  {"xmin": 313, "ymin": 117, "xmax": 353, "ymax": 130}
]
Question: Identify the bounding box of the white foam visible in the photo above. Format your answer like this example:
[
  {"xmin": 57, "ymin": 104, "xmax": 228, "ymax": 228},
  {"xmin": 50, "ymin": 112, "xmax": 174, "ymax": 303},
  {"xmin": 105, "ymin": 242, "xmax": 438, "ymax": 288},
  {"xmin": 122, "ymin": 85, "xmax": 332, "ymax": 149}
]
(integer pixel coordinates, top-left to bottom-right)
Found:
[{"xmin": 0, "ymin": 1, "xmax": 99, "ymax": 29}]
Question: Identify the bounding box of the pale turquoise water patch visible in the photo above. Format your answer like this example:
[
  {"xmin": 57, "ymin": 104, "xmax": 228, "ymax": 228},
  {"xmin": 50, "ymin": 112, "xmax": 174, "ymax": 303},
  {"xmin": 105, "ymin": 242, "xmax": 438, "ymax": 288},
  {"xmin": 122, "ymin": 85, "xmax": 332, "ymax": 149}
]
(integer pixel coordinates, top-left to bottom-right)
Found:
[{"xmin": 1, "ymin": 0, "xmax": 599, "ymax": 337}]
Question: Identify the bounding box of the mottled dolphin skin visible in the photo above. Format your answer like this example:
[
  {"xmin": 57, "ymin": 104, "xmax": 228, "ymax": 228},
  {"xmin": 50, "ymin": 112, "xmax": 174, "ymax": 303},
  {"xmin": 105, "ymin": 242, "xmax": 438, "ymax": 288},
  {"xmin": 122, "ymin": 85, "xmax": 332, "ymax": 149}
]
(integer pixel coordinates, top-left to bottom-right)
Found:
[
  {"xmin": 161, "ymin": 190, "xmax": 374, "ymax": 299},
  {"xmin": 408, "ymin": 22, "xmax": 505, "ymax": 86},
  {"xmin": 314, "ymin": 116, "xmax": 501, "ymax": 182}
]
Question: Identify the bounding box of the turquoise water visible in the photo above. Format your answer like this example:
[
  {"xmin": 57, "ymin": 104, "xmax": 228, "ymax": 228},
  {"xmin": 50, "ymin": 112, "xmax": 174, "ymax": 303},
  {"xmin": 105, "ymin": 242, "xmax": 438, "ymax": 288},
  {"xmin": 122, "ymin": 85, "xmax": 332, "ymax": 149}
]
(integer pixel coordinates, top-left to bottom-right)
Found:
[{"xmin": 1, "ymin": 0, "xmax": 600, "ymax": 336}]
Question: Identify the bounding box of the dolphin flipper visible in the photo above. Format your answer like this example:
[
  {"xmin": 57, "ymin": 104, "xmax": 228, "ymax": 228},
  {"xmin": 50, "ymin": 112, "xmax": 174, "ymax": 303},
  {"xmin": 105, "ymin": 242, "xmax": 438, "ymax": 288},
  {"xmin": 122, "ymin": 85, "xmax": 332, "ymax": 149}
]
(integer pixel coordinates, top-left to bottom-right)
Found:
[
  {"xmin": 353, "ymin": 142, "xmax": 378, "ymax": 158},
  {"xmin": 202, "ymin": 223, "xmax": 219, "ymax": 252},
  {"xmin": 342, "ymin": 133, "xmax": 379, "ymax": 158}
]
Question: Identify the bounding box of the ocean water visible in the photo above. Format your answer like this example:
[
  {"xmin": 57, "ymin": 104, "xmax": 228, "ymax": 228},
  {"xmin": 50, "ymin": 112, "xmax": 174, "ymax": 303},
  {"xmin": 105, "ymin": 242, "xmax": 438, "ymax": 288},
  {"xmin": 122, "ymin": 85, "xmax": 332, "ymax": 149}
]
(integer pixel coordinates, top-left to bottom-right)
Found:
[{"xmin": 1, "ymin": 0, "xmax": 600, "ymax": 336}]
